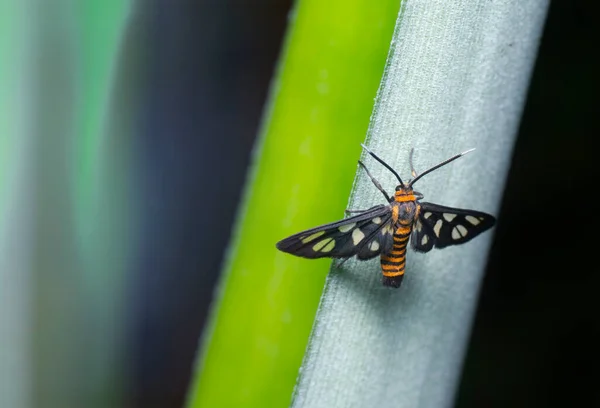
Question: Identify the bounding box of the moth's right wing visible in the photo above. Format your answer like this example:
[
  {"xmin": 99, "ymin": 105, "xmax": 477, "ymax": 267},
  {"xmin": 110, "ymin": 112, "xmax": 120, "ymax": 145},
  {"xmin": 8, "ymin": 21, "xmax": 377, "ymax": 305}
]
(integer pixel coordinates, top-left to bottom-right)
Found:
[
  {"xmin": 411, "ymin": 202, "xmax": 496, "ymax": 252},
  {"xmin": 276, "ymin": 204, "xmax": 394, "ymax": 260}
]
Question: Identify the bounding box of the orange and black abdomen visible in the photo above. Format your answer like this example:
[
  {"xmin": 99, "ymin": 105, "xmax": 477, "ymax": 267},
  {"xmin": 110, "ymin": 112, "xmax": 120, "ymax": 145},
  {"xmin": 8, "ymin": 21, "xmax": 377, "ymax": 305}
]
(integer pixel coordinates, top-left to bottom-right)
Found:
[{"xmin": 380, "ymin": 226, "xmax": 411, "ymax": 288}]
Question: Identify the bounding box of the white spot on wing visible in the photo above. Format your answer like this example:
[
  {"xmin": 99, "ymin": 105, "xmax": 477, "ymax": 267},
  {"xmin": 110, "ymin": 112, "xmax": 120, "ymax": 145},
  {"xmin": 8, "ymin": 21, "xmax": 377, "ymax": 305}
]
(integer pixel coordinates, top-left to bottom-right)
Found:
[
  {"xmin": 338, "ymin": 223, "xmax": 356, "ymax": 233},
  {"xmin": 452, "ymin": 225, "xmax": 468, "ymax": 240},
  {"xmin": 451, "ymin": 228, "xmax": 461, "ymax": 240},
  {"xmin": 301, "ymin": 231, "xmax": 325, "ymax": 243},
  {"xmin": 372, "ymin": 217, "xmax": 382, "ymax": 224},
  {"xmin": 443, "ymin": 213, "xmax": 457, "ymax": 222},
  {"xmin": 415, "ymin": 221, "xmax": 422, "ymax": 233},
  {"xmin": 381, "ymin": 224, "xmax": 393, "ymax": 236},
  {"xmin": 421, "ymin": 235, "xmax": 429, "ymax": 246},
  {"xmin": 465, "ymin": 215, "xmax": 480, "ymax": 225},
  {"xmin": 433, "ymin": 220, "xmax": 443, "ymax": 237},
  {"xmin": 352, "ymin": 228, "xmax": 365, "ymax": 245},
  {"xmin": 322, "ymin": 239, "xmax": 336, "ymax": 252},
  {"xmin": 370, "ymin": 241, "xmax": 379, "ymax": 251},
  {"xmin": 424, "ymin": 212, "xmax": 432, "ymax": 219},
  {"xmin": 313, "ymin": 238, "xmax": 333, "ymax": 251}
]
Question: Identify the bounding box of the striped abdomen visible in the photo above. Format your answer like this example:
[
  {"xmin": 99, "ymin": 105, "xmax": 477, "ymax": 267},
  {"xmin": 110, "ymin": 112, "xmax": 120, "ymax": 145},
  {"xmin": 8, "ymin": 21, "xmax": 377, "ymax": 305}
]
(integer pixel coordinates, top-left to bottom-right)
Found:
[{"xmin": 380, "ymin": 226, "xmax": 411, "ymax": 288}]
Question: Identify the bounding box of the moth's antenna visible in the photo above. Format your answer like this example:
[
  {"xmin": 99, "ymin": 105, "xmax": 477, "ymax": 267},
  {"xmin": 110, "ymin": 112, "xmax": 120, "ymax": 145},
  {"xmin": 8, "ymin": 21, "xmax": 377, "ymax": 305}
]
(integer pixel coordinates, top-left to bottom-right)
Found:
[
  {"xmin": 409, "ymin": 147, "xmax": 418, "ymax": 179},
  {"xmin": 360, "ymin": 143, "xmax": 405, "ymax": 188},
  {"xmin": 408, "ymin": 148, "xmax": 475, "ymax": 187}
]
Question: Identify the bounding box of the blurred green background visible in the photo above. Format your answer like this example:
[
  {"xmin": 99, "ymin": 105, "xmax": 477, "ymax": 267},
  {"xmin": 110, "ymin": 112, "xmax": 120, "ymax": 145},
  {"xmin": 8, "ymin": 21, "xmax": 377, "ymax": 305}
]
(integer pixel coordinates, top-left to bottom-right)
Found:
[{"xmin": 0, "ymin": 1, "xmax": 597, "ymax": 408}]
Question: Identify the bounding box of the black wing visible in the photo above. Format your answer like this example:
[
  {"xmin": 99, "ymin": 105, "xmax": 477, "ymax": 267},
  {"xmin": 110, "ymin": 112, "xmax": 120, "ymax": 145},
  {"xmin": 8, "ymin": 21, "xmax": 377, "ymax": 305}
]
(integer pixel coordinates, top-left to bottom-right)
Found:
[
  {"xmin": 411, "ymin": 202, "xmax": 496, "ymax": 252},
  {"xmin": 276, "ymin": 205, "xmax": 394, "ymax": 260}
]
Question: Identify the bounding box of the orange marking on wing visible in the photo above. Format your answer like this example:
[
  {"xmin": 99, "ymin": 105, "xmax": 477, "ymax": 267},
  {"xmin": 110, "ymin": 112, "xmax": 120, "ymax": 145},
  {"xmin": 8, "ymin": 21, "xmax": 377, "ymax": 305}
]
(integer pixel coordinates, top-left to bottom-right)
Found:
[{"xmin": 382, "ymin": 269, "xmax": 405, "ymax": 277}]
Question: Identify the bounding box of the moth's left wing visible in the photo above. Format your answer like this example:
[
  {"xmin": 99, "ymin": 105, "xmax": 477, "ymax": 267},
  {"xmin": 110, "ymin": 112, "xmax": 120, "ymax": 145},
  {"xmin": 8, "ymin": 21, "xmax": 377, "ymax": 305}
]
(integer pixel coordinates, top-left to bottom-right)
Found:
[
  {"xmin": 411, "ymin": 202, "xmax": 496, "ymax": 252},
  {"xmin": 276, "ymin": 204, "xmax": 393, "ymax": 259}
]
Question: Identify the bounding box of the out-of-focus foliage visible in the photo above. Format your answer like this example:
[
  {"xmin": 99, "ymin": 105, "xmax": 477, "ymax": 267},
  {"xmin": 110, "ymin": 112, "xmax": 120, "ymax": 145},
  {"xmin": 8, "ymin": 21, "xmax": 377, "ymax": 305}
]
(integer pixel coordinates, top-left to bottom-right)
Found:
[
  {"xmin": 0, "ymin": 1, "xmax": 131, "ymax": 407},
  {"xmin": 186, "ymin": 1, "xmax": 401, "ymax": 407}
]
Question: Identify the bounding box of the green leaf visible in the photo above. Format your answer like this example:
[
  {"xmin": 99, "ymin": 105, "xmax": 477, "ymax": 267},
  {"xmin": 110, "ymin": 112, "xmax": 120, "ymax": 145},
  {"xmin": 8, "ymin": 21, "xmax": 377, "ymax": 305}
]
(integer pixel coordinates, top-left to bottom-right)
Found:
[
  {"xmin": 0, "ymin": 1, "xmax": 132, "ymax": 407},
  {"xmin": 186, "ymin": 1, "xmax": 401, "ymax": 407}
]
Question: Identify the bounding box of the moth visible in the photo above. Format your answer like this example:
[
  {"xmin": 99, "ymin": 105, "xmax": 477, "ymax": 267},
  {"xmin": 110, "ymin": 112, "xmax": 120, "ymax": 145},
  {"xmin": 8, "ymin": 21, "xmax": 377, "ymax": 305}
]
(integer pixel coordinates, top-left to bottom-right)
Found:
[{"xmin": 276, "ymin": 144, "xmax": 496, "ymax": 288}]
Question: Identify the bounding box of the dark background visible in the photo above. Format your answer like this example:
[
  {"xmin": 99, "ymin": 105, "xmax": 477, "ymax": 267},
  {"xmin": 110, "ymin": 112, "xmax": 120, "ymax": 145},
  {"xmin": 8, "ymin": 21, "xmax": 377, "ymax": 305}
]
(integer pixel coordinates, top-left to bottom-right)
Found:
[
  {"xmin": 127, "ymin": 1, "xmax": 599, "ymax": 407},
  {"xmin": 456, "ymin": 1, "xmax": 599, "ymax": 407}
]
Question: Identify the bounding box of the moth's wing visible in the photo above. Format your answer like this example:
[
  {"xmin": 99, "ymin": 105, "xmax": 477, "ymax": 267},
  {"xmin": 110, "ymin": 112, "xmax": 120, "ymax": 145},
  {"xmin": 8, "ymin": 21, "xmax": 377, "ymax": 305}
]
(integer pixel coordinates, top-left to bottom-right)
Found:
[
  {"xmin": 276, "ymin": 204, "xmax": 392, "ymax": 259},
  {"xmin": 411, "ymin": 202, "xmax": 496, "ymax": 252},
  {"xmin": 355, "ymin": 216, "xmax": 394, "ymax": 260},
  {"xmin": 411, "ymin": 211, "xmax": 435, "ymax": 252}
]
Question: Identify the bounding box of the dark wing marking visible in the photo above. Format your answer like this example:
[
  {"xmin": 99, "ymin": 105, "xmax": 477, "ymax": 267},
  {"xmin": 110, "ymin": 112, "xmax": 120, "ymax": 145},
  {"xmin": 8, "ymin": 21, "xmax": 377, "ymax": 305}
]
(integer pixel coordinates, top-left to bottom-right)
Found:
[
  {"xmin": 411, "ymin": 202, "xmax": 496, "ymax": 252},
  {"xmin": 276, "ymin": 205, "xmax": 393, "ymax": 259}
]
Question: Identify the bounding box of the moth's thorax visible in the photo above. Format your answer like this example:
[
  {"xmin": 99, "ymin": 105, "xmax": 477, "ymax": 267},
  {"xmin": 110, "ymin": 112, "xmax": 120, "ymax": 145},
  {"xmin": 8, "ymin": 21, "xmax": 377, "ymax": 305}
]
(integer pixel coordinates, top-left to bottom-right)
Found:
[
  {"xmin": 392, "ymin": 187, "xmax": 417, "ymax": 224},
  {"xmin": 391, "ymin": 200, "xmax": 418, "ymax": 227}
]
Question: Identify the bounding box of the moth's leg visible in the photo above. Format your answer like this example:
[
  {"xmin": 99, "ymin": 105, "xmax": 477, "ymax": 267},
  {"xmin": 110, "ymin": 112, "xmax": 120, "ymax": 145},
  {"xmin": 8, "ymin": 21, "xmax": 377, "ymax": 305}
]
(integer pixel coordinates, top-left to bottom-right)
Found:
[
  {"xmin": 358, "ymin": 160, "xmax": 391, "ymax": 202},
  {"xmin": 409, "ymin": 147, "xmax": 419, "ymax": 179},
  {"xmin": 333, "ymin": 256, "xmax": 352, "ymax": 269}
]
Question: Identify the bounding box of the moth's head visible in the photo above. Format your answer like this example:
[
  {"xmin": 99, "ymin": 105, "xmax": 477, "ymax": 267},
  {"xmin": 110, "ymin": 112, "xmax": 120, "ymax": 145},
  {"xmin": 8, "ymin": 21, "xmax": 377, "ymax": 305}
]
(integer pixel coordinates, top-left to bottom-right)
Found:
[
  {"xmin": 394, "ymin": 185, "xmax": 413, "ymax": 194},
  {"xmin": 394, "ymin": 185, "xmax": 421, "ymax": 201}
]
